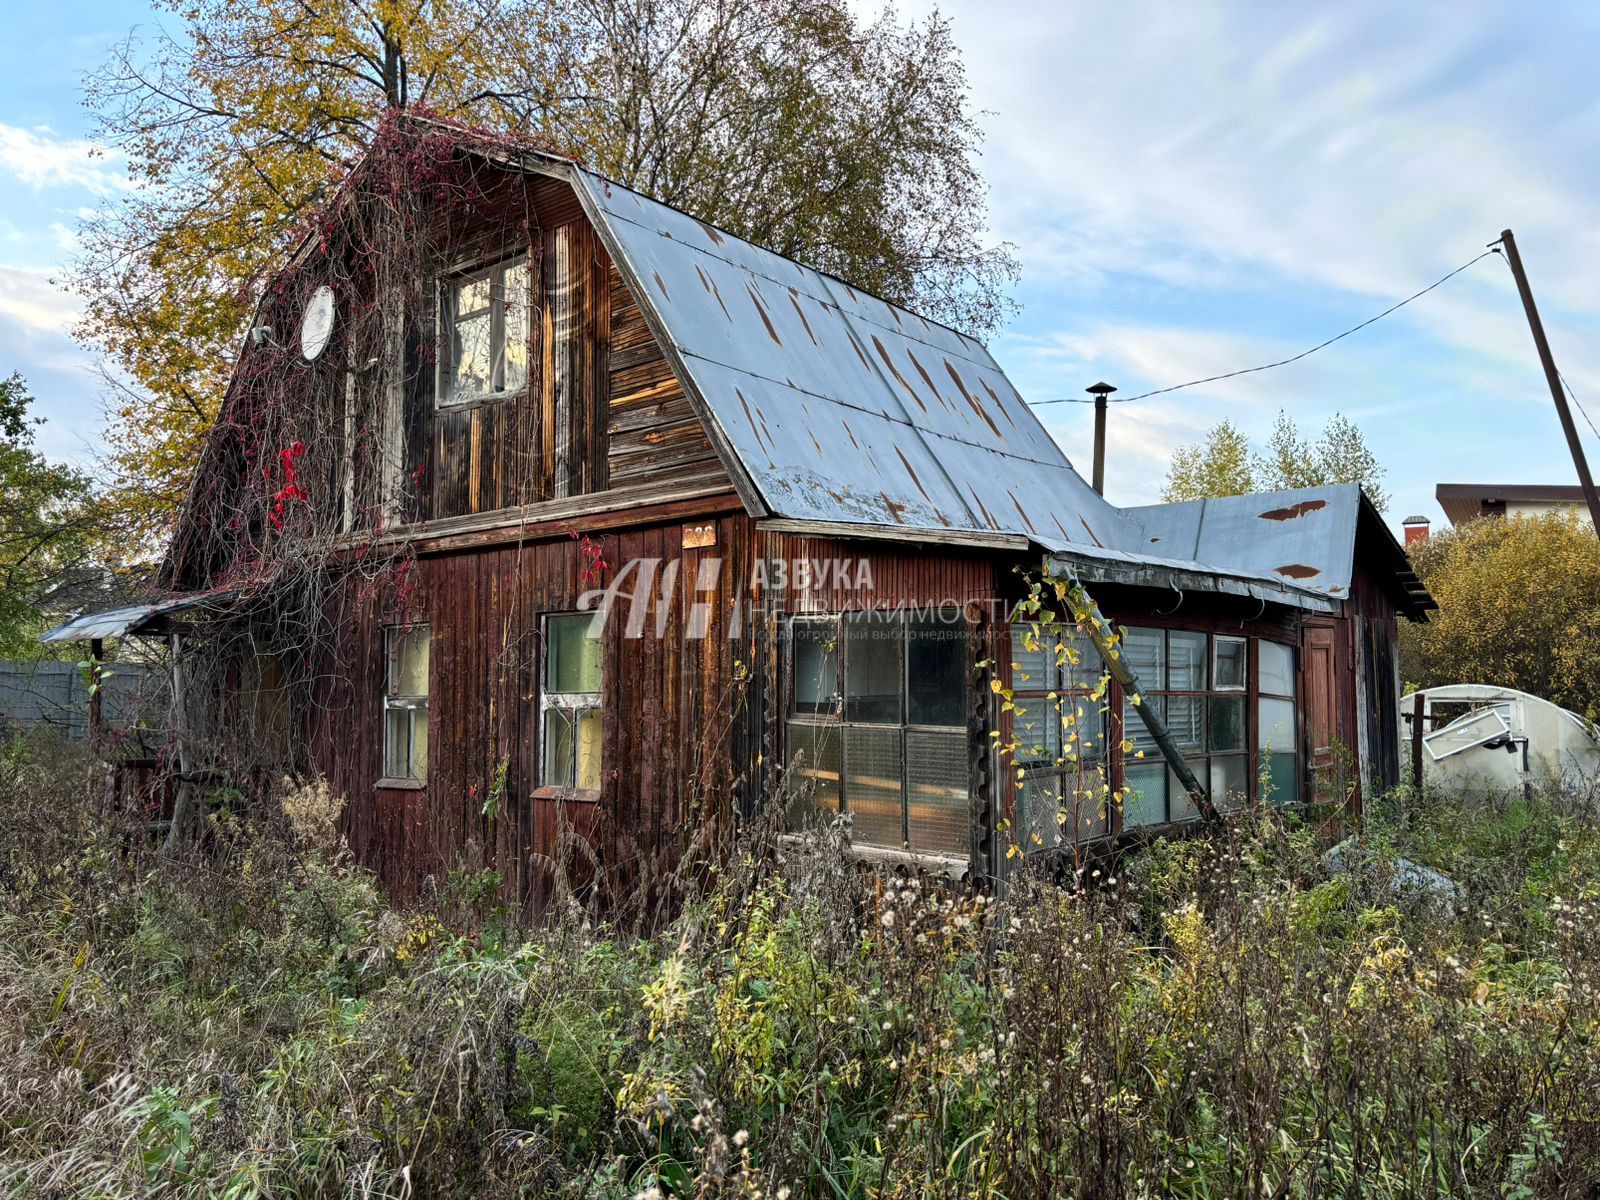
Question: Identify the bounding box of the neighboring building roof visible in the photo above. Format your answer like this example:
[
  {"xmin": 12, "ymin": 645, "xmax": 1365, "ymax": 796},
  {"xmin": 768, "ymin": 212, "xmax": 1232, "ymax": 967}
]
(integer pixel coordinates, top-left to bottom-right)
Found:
[
  {"xmin": 1127, "ymin": 484, "xmax": 1435, "ymax": 619},
  {"xmin": 1436, "ymin": 482, "xmax": 1588, "ymax": 526}
]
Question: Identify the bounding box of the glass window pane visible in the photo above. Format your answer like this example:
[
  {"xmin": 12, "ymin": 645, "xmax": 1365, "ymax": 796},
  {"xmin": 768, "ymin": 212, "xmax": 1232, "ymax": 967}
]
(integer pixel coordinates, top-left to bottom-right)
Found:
[
  {"xmin": 1209, "ymin": 695, "xmax": 1246, "ymax": 752},
  {"xmin": 576, "ymin": 708, "xmax": 602, "ymax": 791},
  {"xmin": 1126, "ymin": 692, "xmax": 1165, "ymax": 756},
  {"xmin": 907, "ymin": 612, "xmax": 965, "ymax": 727},
  {"xmin": 1165, "ymin": 695, "xmax": 1204, "ymax": 753},
  {"xmin": 1214, "ymin": 636, "xmax": 1246, "ymax": 690},
  {"xmin": 548, "ymin": 614, "xmax": 601, "ymax": 694},
  {"xmin": 456, "ymin": 275, "xmax": 492, "ymax": 314},
  {"xmin": 1062, "ymin": 696, "xmax": 1106, "ymax": 763},
  {"xmin": 1258, "ymin": 697, "xmax": 1296, "ymax": 753},
  {"xmin": 501, "ymin": 260, "xmax": 530, "ymax": 394},
  {"xmin": 906, "ymin": 729, "xmax": 967, "ymax": 855},
  {"xmin": 1122, "ymin": 762, "xmax": 1167, "ymax": 827},
  {"xmin": 451, "ymin": 310, "xmax": 493, "ymax": 401},
  {"xmin": 843, "ymin": 725, "xmax": 903, "ymax": 846},
  {"xmin": 1210, "ymin": 755, "xmax": 1247, "ymax": 811},
  {"xmin": 785, "ymin": 721, "xmax": 841, "ymax": 824},
  {"xmin": 1169, "ymin": 760, "xmax": 1207, "ymax": 822},
  {"xmin": 790, "ymin": 620, "xmax": 839, "ymax": 716},
  {"xmin": 1260, "ymin": 640, "xmax": 1295, "ymax": 696},
  {"xmin": 1010, "ymin": 622, "xmax": 1055, "ymax": 692},
  {"xmin": 412, "ymin": 711, "xmax": 428, "ymax": 779},
  {"xmin": 1061, "ymin": 773, "xmax": 1110, "ymax": 840},
  {"xmin": 1122, "ymin": 627, "xmax": 1164, "ymax": 692},
  {"xmin": 1017, "ymin": 774, "xmax": 1061, "ymax": 852},
  {"xmin": 844, "ymin": 612, "xmax": 902, "ymax": 724},
  {"xmin": 384, "ymin": 708, "xmax": 411, "ymax": 778},
  {"xmin": 1058, "ymin": 624, "xmax": 1100, "ymax": 692},
  {"xmin": 1014, "ymin": 699, "xmax": 1061, "ymax": 770},
  {"xmin": 389, "ymin": 627, "xmax": 430, "ymax": 696},
  {"xmin": 1168, "ymin": 631, "xmax": 1206, "ymax": 691},
  {"xmin": 1265, "ymin": 752, "xmax": 1299, "ymax": 804},
  {"xmin": 543, "ymin": 707, "xmax": 574, "ymax": 788}
]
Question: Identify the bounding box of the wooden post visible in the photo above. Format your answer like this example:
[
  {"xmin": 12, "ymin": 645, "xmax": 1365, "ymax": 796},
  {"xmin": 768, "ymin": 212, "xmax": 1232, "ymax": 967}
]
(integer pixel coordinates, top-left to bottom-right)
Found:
[
  {"xmin": 87, "ymin": 636, "xmax": 104, "ymax": 753},
  {"xmin": 163, "ymin": 631, "xmax": 195, "ymax": 853},
  {"xmin": 1498, "ymin": 229, "xmax": 1600, "ymax": 535},
  {"xmin": 1410, "ymin": 690, "xmax": 1425, "ymax": 793}
]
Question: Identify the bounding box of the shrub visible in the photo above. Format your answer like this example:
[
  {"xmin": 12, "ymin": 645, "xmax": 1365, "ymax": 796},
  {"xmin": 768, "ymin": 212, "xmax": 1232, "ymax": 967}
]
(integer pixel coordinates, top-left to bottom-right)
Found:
[{"xmin": 5, "ymin": 747, "xmax": 1600, "ymax": 1196}]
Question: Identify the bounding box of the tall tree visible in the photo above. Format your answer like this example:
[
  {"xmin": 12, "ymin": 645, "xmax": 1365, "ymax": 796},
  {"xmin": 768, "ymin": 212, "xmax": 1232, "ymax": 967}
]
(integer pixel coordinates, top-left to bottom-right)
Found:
[
  {"xmin": 1160, "ymin": 410, "xmax": 1390, "ymax": 511},
  {"xmin": 1161, "ymin": 419, "xmax": 1254, "ymax": 504},
  {"xmin": 0, "ymin": 375, "xmax": 101, "ymax": 656},
  {"xmin": 75, "ymin": 0, "xmax": 1017, "ymax": 543}
]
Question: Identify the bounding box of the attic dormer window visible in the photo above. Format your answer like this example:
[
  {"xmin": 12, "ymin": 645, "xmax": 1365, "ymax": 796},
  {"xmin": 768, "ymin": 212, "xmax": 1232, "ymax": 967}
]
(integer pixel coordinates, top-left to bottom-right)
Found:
[{"xmin": 438, "ymin": 255, "xmax": 529, "ymax": 407}]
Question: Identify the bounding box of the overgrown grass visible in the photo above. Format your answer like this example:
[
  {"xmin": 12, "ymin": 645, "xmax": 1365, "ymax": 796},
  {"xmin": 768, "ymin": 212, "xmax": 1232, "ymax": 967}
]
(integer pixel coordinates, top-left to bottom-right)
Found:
[{"xmin": 3, "ymin": 739, "xmax": 1600, "ymax": 1197}]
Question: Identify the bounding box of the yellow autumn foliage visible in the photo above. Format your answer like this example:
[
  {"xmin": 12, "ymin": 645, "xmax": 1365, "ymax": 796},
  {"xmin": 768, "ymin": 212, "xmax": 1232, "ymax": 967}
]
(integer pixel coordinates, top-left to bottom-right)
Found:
[{"xmin": 1400, "ymin": 511, "xmax": 1600, "ymax": 718}]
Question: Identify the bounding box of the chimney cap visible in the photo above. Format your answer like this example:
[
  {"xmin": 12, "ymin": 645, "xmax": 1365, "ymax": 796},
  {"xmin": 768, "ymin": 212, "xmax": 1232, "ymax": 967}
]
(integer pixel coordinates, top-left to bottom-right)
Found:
[
  {"xmin": 1085, "ymin": 381, "xmax": 1118, "ymax": 396},
  {"xmin": 1401, "ymin": 514, "xmax": 1430, "ymax": 525}
]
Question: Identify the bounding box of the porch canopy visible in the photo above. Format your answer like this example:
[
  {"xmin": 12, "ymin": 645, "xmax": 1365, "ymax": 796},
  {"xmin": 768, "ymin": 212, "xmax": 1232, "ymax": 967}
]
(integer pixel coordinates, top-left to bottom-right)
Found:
[{"xmin": 40, "ymin": 589, "xmax": 242, "ymax": 645}]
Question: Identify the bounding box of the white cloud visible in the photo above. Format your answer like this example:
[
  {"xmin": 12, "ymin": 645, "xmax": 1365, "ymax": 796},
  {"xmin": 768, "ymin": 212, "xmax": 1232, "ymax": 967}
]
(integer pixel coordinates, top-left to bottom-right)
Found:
[
  {"xmin": 0, "ymin": 123, "xmax": 128, "ymax": 196},
  {"xmin": 0, "ymin": 264, "xmax": 82, "ymax": 335}
]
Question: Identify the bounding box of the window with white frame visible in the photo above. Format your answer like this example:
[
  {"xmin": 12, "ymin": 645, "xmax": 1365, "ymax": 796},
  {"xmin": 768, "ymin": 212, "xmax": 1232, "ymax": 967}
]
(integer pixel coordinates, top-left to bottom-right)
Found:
[
  {"xmin": 383, "ymin": 625, "xmax": 430, "ymax": 782},
  {"xmin": 437, "ymin": 255, "xmax": 530, "ymax": 407},
  {"xmin": 541, "ymin": 613, "xmax": 603, "ymax": 792},
  {"xmin": 784, "ymin": 609, "xmax": 969, "ymax": 857}
]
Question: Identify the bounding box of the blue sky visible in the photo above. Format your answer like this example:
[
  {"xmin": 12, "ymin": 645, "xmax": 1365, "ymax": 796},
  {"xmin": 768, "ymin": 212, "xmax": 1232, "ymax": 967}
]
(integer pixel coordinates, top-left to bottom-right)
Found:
[{"xmin": 2, "ymin": 1, "xmax": 1598, "ymax": 529}]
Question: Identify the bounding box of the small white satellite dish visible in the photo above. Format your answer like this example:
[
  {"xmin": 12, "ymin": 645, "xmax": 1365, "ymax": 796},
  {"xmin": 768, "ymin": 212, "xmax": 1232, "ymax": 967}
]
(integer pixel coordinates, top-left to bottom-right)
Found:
[{"xmin": 299, "ymin": 285, "xmax": 336, "ymax": 361}]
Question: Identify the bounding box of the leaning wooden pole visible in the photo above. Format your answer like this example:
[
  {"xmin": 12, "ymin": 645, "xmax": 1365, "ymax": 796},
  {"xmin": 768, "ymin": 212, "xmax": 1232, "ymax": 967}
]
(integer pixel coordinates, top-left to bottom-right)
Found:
[
  {"xmin": 1498, "ymin": 229, "xmax": 1600, "ymax": 535},
  {"xmin": 1053, "ymin": 570, "xmax": 1221, "ymax": 826}
]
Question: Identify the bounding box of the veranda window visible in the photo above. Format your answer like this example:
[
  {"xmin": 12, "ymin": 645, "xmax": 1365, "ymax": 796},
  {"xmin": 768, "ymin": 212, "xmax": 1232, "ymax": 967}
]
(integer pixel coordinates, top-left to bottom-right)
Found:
[
  {"xmin": 1121, "ymin": 629, "xmax": 1273, "ymax": 827},
  {"xmin": 1258, "ymin": 639, "xmax": 1299, "ymax": 803},
  {"xmin": 382, "ymin": 625, "xmax": 430, "ymax": 782},
  {"xmin": 438, "ymin": 255, "xmax": 530, "ymax": 406},
  {"xmin": 784, "ymin": 609, "xmax": 969, "ymax": 857},
  {"xmin": 541, "ymin": 613, "xmax": 603, "ymax": 792},
  {"xmin": 1010, "ymin": 620, "xmax": 1110, "ymax": 849}
]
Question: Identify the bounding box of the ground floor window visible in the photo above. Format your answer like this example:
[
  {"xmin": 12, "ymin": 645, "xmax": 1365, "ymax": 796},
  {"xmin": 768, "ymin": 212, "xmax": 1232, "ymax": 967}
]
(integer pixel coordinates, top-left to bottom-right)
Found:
[
  {"xmin": 542, "ymin": 613, "xmax": 603, "ymax": 792},
  {"xmin": 1009, "ymin": 619, "xmax": 1110, "ymax": 849},
  {"xmin": 1119, "ymin": 627, "xmax": 1298, "ymax": 827},
  {"xmin": 784, "ymin": 608, "xmax": 969, "ymax": 857},
  {"xmin": 382, "ymin": 625, "xmax": 430, "ymax": 782}
]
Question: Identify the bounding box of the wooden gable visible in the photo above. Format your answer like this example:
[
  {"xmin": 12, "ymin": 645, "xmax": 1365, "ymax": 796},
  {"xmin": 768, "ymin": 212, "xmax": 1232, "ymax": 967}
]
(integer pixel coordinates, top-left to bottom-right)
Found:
[{"xmin": 405, "ymin": 169, "xmax": 731, "ymax": 527}]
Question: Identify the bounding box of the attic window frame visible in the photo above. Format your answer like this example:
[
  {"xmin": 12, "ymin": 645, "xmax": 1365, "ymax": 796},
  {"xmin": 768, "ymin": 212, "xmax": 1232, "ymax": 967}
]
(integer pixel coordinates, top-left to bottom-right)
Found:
[{"xmin": 435, "ymin": 252, "xmax": 531, "ymax": 410}]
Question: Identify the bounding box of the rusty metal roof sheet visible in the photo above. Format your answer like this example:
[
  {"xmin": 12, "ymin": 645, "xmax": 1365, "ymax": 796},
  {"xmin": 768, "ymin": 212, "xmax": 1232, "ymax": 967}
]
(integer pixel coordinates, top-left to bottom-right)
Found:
[
  {"xmin": 577, "ymin": 170, "xmax": 1141, "ymax": 550},
  {"xmin": 1127, "ymin": 484, "xmax": 1363, "ymax": 601},
  {"xmin": 1126, "ymin": 484, "xmax": 1433, "ymax": 619}
]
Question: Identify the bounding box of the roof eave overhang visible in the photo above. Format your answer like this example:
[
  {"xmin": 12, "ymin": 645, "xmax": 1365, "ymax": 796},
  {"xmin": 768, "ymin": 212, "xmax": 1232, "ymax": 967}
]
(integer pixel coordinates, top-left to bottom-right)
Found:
[{"xmin": 1048, "ymin": 549, "xmax": 1343, "ymax": 615}]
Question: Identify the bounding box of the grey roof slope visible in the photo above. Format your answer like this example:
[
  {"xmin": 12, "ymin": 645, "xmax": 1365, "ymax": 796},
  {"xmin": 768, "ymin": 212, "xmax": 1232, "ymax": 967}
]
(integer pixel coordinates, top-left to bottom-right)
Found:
[
  {"xmin": 1128, "ymin": 484, "xmax": 1434, "ymax": 618},
  {"xmin": 574, "ymin": 168, "xmax": 1142, "ymax": 553},
  {"xmin": 569, "ymin": 165, "xmax": 1387, "ymax": 613}
]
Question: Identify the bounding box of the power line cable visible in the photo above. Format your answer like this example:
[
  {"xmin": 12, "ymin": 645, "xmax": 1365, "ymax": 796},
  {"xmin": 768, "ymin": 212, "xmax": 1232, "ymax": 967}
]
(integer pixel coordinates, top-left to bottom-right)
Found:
[
  {"xmin": 1559, "ymin": 372, "xmax": 1600, "ymax": 442},
  {"xmin": 1034, "ymin": 248, "xmax": 1503, "ymax": 407}
]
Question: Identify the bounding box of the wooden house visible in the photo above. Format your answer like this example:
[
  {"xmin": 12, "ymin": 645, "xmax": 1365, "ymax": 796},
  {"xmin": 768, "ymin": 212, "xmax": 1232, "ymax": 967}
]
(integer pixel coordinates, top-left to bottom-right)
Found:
[{"xmin": 47, "ymin": 119, "xmax": 1433, "ymax": 905}]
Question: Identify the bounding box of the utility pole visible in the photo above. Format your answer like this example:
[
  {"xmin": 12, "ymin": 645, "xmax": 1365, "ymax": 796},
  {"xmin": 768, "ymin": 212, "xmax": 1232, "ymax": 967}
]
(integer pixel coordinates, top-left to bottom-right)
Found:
[
  {"xmin": 1497, "ymin": 229, "xmax": 1600, "ymax": 535},
  {"xmin": 1088, "ymin": 381, "xmax": 1116, "ymax": 495}
]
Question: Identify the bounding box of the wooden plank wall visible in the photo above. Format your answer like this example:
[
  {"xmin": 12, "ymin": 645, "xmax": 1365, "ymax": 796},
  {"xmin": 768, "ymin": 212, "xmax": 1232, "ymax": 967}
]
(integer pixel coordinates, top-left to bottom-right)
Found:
[
  {"xmin": 316, "ymin": 508, "xmax": 761, "ymax": 915},
  {"xmin": 409, "ymin": 166, "xmax": 728, "ymax": 525},
  {"xmin": 607, "ymin": 260, "xmax": 725, "ymax": 490},
  {"xmin": 315, "ymin": 519, "xmax": 1013, "ymax": 912}
]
